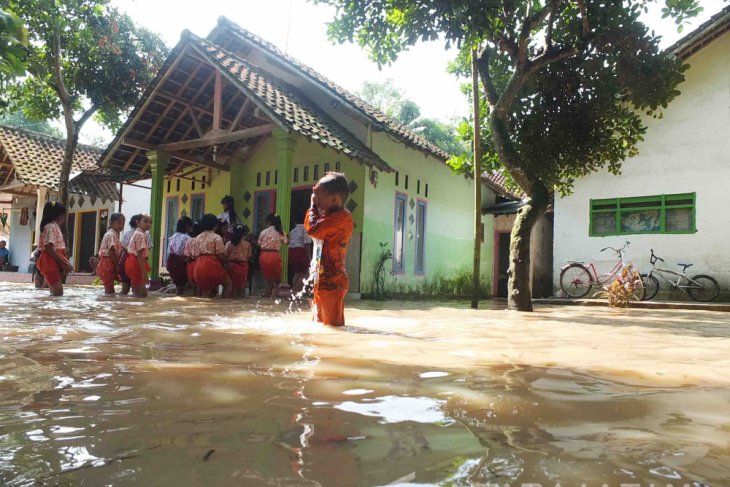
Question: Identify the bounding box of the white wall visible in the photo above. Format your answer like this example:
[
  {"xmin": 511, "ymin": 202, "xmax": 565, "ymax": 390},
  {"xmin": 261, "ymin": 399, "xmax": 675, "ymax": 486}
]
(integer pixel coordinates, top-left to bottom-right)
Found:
[
  {"xmin": 7, "ymin": 192, "xmax": 116, "ymax": 273},
  {"xmin": 120, "ymin": 179, "xmax": 151, "ymax": 220},
  {"xmin": 554, "ymin": 32, "xmax": 730, "ymax": 299}
]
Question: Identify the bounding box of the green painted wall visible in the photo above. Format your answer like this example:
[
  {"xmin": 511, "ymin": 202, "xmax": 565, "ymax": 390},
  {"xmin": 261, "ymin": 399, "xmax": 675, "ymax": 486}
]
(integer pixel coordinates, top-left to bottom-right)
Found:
[
  {"xmin": 229, "ymin": 136, "xmax": 366, "ymax": 232},
  {"xmin": 360, "ymin": 132, "xmax": 495, "ymax": 296},
  {"xmin": 159, "ymin": 132, "xmax": 495, "ymax": 297}
]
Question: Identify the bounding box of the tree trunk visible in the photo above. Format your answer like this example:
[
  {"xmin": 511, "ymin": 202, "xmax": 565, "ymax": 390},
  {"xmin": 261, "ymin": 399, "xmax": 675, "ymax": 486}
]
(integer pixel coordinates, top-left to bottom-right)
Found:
[
  {"xmin": 507, "ymin": 180, "xmax": 549, "ymax": 311},
  {"xmin": 58, "ymin": 123, "xmax": 79, "ymax": 244}
]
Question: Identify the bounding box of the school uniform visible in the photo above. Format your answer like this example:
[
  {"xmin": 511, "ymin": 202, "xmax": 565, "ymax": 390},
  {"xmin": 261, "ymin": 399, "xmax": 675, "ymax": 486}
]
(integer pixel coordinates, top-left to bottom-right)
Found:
[
  {"xmin": 37, "ymin": 222, "xmax": 67, "ymax": 286},
  {"xmin": 305, "ymin": 207, "xmax": 353, "ymax": 326},
  {"xmin": 258, "ymin": 226, "xmax": 287, "ymax": 282},
  {"xmin": 226, "ymin": 240, "xmax": 252, "ymax": 291},
  {"xmin": 96, "ymin": 228, "xmax": 122, "ymax": 287},
  {"xmin": 192, "ymin": 231, "xmax": 227, "ymax": 294},
  {"xmin": 124, "ymin": 229, "xmax": 150, "ymax": 288},
  {"xmin": 166, "ymin": 232, "xmax": 190, "ymax": 288}
]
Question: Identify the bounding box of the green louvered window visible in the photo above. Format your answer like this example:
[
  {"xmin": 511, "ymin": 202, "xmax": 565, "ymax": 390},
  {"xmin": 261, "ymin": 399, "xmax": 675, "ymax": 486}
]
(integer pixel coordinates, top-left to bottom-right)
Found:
[{"xmin": 589, "ymin": 193, "xmax": 696, "ymax": 236}]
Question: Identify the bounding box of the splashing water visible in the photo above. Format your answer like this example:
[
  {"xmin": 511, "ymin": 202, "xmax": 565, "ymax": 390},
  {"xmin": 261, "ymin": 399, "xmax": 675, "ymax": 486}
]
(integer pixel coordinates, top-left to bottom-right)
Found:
[{"xmin": 0, "ymin": 284, "xmax": 729, "ymax": 486}]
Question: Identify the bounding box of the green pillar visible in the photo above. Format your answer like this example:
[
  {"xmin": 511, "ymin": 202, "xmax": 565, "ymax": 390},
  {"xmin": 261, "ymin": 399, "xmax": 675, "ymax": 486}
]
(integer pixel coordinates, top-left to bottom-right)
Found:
[
  {"xmin": 274, "ymin": 128, "xmax": 297, "ymax": 281},
  {"xmin": 147, "ymin": 150, "xmax": 170, "ymax": 281}
]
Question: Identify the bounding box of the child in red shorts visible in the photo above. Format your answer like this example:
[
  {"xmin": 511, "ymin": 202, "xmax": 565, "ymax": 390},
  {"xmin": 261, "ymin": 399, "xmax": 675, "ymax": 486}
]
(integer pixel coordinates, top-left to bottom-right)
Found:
[
  {"xmin": 37, "ymin": 201, "xmax": 73, "ymax": 296},
  {"xmin": 125, "ymin": 214, "xmax": 152, "ymax": 298},
  {"xmin": 96, "ymin": 213, "xmax": 125, "ymax": 295},
  {"xmin": 305, "ymin": 172, "xmax": 354, "ymax": 326}
]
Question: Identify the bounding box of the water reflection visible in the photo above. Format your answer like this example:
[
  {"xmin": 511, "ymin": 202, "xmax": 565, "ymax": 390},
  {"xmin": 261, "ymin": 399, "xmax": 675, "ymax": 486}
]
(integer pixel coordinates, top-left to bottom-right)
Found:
[{"xmin": 0, "ymin": 283, "xmax": 728, "ymax": 486}]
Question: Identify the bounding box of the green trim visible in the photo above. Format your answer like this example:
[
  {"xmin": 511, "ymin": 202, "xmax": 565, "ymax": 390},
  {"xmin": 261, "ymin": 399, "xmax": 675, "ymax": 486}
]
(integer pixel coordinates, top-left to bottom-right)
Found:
[{"xmin": 589, "ymin": 192, "xmax": 697, "ymax": 237}]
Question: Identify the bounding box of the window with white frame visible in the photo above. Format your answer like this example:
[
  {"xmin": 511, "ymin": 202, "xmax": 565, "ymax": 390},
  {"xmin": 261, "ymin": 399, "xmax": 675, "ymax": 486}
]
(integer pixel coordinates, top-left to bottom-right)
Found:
[
  {"xmin": 415, "ymin": 200, "xmax": 427, "ymax": 274},
  {"xmin": 393, "ymin": 193, "xmax": 407, "ymax": 273}
]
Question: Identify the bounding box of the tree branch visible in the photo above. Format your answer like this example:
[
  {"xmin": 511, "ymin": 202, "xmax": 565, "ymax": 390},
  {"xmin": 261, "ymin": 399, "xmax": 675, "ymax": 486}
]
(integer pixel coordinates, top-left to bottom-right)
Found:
[
  {"xmin": 475, "ymin": 47, "xmax": 498, "ymax": 107},
  {"xmin": 576, "ymin": 0, "xmax": 590, "ymax": 38},
  {"xmin": 517, "ymin": 5, "xmax": 552, "ymax": 65},
  {"xmin": 527, "ymin": 46, "xmax": 579, "ymax": 75},
  {"xmin": 545, "ymin": 0, "xmax": 562, "ymax": 50},
  {"xmin": 76, "ymin": 104, "xmax": 99, "ymax": 129},
  {"xmin": 51, "ymin": 30, "xmax": 70, "ymax": 108}
]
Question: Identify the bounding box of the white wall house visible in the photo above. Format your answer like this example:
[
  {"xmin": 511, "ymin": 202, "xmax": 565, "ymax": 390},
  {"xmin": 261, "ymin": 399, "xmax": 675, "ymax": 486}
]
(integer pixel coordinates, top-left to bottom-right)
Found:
[
  {"xmin": 0, "ymin": 126, "xmax": 120, "ymax": 275},
  {"xmin": 553, "ymin": 7, "xmax": 730, "ymax": 300}
]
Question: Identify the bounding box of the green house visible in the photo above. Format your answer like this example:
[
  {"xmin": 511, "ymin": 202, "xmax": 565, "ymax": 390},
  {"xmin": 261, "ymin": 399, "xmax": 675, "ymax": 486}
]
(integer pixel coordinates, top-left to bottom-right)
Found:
[{"xmin": 100, "ymin": 18, "xmax": 514, "ymax": 296}]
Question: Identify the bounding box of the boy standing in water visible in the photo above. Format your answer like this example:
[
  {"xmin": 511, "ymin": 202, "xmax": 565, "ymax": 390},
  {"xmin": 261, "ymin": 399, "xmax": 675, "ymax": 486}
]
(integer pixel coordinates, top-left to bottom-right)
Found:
[{"xmin": 305, "ymin": 172, "xmax": 353, "ymax": 327}]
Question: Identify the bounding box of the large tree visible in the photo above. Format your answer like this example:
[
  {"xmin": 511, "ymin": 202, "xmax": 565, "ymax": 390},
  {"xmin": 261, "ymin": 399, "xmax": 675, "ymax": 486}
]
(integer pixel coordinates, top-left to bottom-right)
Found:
[
  {"xmin": 358, "ymin": 79, "xmax": 469, "ymax": 156},
  {"xmin": 1, "ymin": 0, "xmax": 167, "ymax": 238},
  {"xmin": 315, "ymin": 0, "xmax": 700, "ymax": 311}
]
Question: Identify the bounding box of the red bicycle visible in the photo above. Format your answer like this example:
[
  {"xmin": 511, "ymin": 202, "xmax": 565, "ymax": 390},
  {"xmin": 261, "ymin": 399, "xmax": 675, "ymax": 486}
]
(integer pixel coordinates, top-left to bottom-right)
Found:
[{"xmin": 559, "ymin": 242, "xmax": 644, "ymax": 299}]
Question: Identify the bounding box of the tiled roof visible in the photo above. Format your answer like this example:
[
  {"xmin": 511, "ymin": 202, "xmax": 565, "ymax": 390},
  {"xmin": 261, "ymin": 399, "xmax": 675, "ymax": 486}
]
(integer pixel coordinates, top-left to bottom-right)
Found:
[
  {"xmin": 211, "ymin": 17, "xmax": 451, "ymax": 162},
  {"xmin": 667, "ymin": 5, "xmax": 730, "ymax": 59},
  {"xmin": 0, "ymin": 126, "xmax": 119, "ymax": 200},
  {"xmin": 481, "ymin": 171, "xmax": 524, "ymax": 201},
  {"xmin": 185, "ymin": 32, "xmax": 392, "ymax": 172}
]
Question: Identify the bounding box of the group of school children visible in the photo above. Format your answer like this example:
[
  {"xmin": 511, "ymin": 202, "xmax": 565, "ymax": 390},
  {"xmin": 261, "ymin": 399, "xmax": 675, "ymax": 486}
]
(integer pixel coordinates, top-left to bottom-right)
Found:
[{"xmin": 33, "ymin": 172, "xmax": 354, "ymax": 326}]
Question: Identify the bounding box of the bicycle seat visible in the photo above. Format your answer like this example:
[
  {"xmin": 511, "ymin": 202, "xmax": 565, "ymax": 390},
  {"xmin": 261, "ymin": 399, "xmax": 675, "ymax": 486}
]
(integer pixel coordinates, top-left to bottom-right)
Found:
[{"xmin": 677, "ymin": 263, "xmax": 693, "ymax": 272}]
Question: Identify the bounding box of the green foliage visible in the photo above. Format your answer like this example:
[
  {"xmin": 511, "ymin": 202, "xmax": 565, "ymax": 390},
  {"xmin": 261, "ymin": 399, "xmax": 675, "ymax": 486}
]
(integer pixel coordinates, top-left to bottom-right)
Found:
[
  {"xmin": 0, "ymin": 7, "xmax": 26, "ymax": 77},
  {"xmin": 1, "ymin": 0, "xmax": 168, "ymax": 132},
  {"xmin": 357, "ymin": 79, "xmax": 469, "ymax": 156},
  {"xmin": 372, "ymin": 241, "xmax": 393, "ymax": 299},
  {"xmin": 0, "ymin": 111, "xmax": 63, "ymax": 138},
  {"xmin": 314, "ymin": 0, "xmax": 700, "ymax": 197}
]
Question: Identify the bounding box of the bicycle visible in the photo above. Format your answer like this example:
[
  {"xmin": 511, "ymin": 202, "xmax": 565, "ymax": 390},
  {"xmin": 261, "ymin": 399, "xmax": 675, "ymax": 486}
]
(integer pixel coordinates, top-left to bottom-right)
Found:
[
  {"xmin": 559, "ymin": 241, "xmax": 644, "ymax": 300},
  {"xmin": 640, "ymin": 250, "xmax": 720, "ymax": 302}
]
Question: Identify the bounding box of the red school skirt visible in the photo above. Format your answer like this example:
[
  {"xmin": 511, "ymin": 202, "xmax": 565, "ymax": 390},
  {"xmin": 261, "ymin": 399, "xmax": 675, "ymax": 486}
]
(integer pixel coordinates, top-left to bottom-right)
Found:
[
  {"xmin": 194, "ymin": 255, "xmax": 228, "ymax": 293},
  {"xmin": 125, "ymin": 253, "xmax": 150, "ymax": 288},
  {"xmin": 288, "ymin": 247, "xmax": 309, "ymax": 275},
  {"xmin": 259, "ymin": 250, "xmax": 282, "ymax": 282},
  {"xmin": 37, "ymin": 249, "xmax": 67, "ymax": 286},
  {"xmin": 166, "ymin": 253, "xmax": 188, "ymax": 288},
  {"xmin": 228, "ymin": 260, "xmax": 249, "ymax": 290},
  {"xmin": 187, "ymin": 259, "xmax": 197, "ymax": 287},
  {"xmin": 118, "ymin": 250, "xmax": 131, "ymax": 284},
  {"xmin": 96, "ymin": 256, "xmax": 118, "ymax": 287}
]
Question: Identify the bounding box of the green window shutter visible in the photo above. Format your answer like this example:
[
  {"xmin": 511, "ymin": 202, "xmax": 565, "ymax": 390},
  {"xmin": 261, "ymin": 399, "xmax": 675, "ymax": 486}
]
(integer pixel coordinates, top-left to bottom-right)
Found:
[{"xmin": 589, "ymin": 192, "xmax": 696, "ymax": 237}]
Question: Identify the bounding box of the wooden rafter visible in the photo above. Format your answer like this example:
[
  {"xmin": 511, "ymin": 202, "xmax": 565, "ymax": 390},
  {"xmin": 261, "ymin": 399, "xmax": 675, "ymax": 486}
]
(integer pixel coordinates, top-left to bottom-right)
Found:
[
  {"xmin": 185, "ymin": 106, "xmax": 204, "ymax": 136},
  {"xmin": 213, "ymin": 71, "xmax": 222, "ymax": 132},
  {"xmin": 3, "ymin": 167, "xmax": 14, "ymax": 185},
  {"xmin": 228, "ymin": 97, "xmax": 253, "ymax": 132},
  {"xmin": 122, "ymin": 137, "xmax": 228, "ymax": 171},
  {"xmin": 157, "ymin": 123, "xmax": 274, "ymax": 152},
  {"xmin": 123, "ymin": 148, "xmax": 142, "ymax": 171}
]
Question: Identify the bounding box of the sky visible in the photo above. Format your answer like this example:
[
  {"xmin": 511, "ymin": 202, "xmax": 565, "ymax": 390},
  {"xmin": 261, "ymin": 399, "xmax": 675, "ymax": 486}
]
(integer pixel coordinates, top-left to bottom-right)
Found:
[{"xmin": 77, "ymin": 0, "xmax": 727, "ymax": 144}]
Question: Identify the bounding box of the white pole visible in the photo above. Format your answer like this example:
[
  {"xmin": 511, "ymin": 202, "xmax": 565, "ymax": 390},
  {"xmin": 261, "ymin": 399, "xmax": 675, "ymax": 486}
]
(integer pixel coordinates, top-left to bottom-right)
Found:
[{"xmin": 35, "ymin": 186, "xmax": 48, "ymax": 244}]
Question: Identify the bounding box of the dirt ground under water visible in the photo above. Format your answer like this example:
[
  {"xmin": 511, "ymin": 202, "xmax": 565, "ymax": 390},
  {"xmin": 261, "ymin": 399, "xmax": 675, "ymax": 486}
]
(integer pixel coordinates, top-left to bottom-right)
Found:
[{"xmin": 0, "ymin": 283, "xmax": 728, "ymax": 486}]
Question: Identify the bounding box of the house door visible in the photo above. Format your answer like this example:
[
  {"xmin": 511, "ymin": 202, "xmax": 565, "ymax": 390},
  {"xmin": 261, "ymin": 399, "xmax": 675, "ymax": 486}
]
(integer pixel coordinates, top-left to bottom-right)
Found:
[
  {"xmin": 163, "ymin": 197, "xmax": 179, "ymax": 265},
  {"xmin": 494, "ymin": 232, "xmax": 511, "ymax": 298},
  {"xmin": 290, "ymin": 188, "xmax": 311, "ymax": 228},
  {"xmin": 77, "ymin": 211, "xmax": 97, "ymax": 273},
  {"xmin": 253, "ymin": 190, "xmax": 276, "ymax": 235}
]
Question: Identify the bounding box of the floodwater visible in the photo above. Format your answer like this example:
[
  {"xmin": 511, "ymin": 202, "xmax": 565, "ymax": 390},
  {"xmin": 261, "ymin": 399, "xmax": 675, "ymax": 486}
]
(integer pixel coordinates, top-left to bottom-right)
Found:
[{"xmin": 0, "ymin": 285, "xmax": 729, "ymax": 487}]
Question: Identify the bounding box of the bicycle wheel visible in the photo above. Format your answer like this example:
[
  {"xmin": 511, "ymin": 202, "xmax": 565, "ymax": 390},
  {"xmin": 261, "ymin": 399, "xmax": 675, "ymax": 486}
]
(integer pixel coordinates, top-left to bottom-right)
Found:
[
  {"xmin": 640, "ymin": 274, "xmax": 659, "ymax": 301},
  {"xmin": 560, "ymin": 263, "xmax": 593, "ymax": 299},
  {"xmin": 687, "ymin": 274, "xmax": 720, "ymax": 302}
]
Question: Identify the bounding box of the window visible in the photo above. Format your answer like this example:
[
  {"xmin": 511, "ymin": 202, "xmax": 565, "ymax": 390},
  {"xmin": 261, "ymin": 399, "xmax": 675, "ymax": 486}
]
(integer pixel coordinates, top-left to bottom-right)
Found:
[
  {"xmin": 425, "ymin": 183, "xmax": 429, "ymax": 198},
  {"xmin": 335, "ymin": 161, "xmax": 341, "ymax": 172},
  {"xmin": 190, "ymin": 194, "xmax": 205, "ymax": 222},
  {"xmin": 314, "ymin": 164, "xmax": 320, "ymax": 180},
  {"xmin": 192, "ymin": 177, "xmax": 197, "ymax": 190},
  {"xmin": 256, "ymin": 173, "xmax": 261, "ymax": 187},
  {"xmin": 201, "ymin": 175, "xmax": 206, "ymax": 189},
  {"xmin": 395, "ymin": 171, "xmax": 399, "ymax": 186},
  {"xmin": 293, "ymin": 167, "xmax": 299, "ymax": 183},
  {"xmin": 590, "ymin": 193, "xmax": 696, "ymax": 236},
  {"xmin": 405, "ymin": 175, "xmax": 409, "ymax": 190},
  {"xmin": 176, "ymin": 179, "xmax": 181, "ymax": 192},
  {"xmin": 393, "ymin": 193, "xmax": 407, "ymax": 273},
  {"xmin": 266, "ymin": 171, "xmax": 271, "ymax": 185},
  {"xmin": 417, "ymin": 180, "xmax": 420, "ymax": 195},
  {"xmin": 304, "ymin": 166, "xmax": 309, "ymax": 181},
  {"xmin": 324, "ymin": 162, "xmax": 330, "ymax": 173},
  {"xmin": 415, "ymin": 200, "xmax": 427, "ymax": 274},
  {"xmin": 275, "ymin": 170, "xmax": 278, "ymax": 185}
]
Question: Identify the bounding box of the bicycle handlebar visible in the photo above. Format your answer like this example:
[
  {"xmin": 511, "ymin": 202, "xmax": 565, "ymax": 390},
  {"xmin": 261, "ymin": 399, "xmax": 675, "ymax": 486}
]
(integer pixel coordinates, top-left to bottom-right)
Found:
[
  {"xmin": 600, "ymin": 241, "xmax": 630, "ymax": 255},
  {"xmin": 650, "ymin": 249, "xmax": 665, "ymax": 265}
]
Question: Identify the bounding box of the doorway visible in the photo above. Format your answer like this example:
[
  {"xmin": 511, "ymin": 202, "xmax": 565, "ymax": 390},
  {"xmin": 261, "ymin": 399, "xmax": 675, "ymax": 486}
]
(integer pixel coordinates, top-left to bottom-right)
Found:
[
  {"xmin": 164, "ymin": 197, "xmax": 179, "ymax": 265},
  {"xmin": 77, "ymin": 211, "xmax": 97, "ymax": 273},
  {"xmin": 494, "ymin": 231, "xmax": 511, "ymax": 298},
  {"xmin": 290, "ymin": 188, "xmax": 311, "ymax": 228}
]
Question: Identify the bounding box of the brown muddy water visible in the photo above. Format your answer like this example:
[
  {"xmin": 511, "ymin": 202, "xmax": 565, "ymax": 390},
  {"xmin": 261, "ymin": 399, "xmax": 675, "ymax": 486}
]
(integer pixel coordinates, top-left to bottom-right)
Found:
[{"xmin": 0, "ymin": 284, "xmax": 729, "ymax": 486}]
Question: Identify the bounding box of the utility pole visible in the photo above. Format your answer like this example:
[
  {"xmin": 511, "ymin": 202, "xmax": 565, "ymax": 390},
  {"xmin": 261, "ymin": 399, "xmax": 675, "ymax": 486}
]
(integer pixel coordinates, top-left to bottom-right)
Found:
[{"xmin": 471, "ymin": 49, "xmax": 482, "ymax": 310}]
